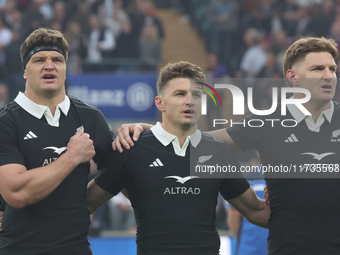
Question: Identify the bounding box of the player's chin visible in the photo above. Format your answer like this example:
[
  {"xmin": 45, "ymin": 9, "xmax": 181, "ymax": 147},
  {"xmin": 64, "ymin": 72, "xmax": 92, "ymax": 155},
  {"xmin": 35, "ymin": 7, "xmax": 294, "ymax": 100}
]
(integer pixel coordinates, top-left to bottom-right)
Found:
[
  {"xmin": 320, "ymin": 93, "xmax": 334, "ymax": 103},
  {"xmin": 188, "ymin": 118, "xmax": 199, "ymax": 127},
  {"xmin": 41, "ymin": 85, "xmax": 63, "ymax": 95},
  {"xmin": 41, "ymin": 81, "xmax": 59, "ymax": 89},
  {"xmin": 179, "ymin": 118, "xmax": 193, "ymax": 126}
]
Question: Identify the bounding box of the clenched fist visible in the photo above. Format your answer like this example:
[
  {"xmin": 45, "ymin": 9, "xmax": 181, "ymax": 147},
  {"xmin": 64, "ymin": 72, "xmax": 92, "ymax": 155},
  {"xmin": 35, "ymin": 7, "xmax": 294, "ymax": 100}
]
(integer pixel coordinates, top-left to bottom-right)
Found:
[{"xmin": 67, "ymin": 129, "xmax": 95, "ymax": 165}]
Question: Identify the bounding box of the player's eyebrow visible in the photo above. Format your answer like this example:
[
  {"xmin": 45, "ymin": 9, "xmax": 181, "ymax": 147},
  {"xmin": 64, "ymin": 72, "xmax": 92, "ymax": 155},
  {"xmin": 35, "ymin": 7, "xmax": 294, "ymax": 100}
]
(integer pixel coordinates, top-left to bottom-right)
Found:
[
  {"xmin": 192, "ymin": 89, "xmax": 202, "ymax": 94},
  {"xmin": 31, "ymin": 55, "xmax": 45, "ymax": 61},
  {"xmin": 52, "ymin": 56, "xmax": 65, "ymax": 62},
  {"xmin": 174, "ymin": 89, "xmax": 187, "ymax": 94},
  {"xmin": 310, "ymin": 64, "xmax": 337, "ymax": 69}
]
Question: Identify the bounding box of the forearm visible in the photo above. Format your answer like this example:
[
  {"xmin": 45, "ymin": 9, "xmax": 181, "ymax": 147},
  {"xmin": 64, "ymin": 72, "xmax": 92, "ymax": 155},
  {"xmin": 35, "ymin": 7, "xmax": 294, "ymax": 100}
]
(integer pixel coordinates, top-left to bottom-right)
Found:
[
  {"xmin": 0, "ymin": 151, "xmax": 80, "ymax": 209},
  {"xmin": 245, "ymin": 199, "xmax": 270, "ymax": 228},
  {"xmin": 228, "ymin": 187, "xmax": 270, "ymax": 229},
  {"xmin": 137, "ymin": 123, "xmax": 153, "ymax": 131},
  {"xmin": 87, "ymin": 179, "xmax": 113, "ymax": 214},
  {"xmin": 206, "ymin": 129, "xmax": 242, "ymax": 154}
]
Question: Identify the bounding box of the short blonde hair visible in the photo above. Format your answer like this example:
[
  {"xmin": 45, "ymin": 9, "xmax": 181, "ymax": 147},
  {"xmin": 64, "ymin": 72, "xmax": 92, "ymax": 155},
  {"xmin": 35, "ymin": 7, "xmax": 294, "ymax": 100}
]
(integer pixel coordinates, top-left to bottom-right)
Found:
[{"xmin": 283, "ymin": 37, "xmax": 338, "ymax": 86}]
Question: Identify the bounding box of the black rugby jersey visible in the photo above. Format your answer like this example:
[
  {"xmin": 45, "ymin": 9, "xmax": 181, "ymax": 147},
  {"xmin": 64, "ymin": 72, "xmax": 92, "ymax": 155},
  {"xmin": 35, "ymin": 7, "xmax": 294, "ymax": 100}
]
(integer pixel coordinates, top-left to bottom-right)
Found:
[
  {"xmin": 0, "ymin": 96, "xmax": 113, "ymax": 255},
  {"xmin": 228, "ymin": 102, "xmax": 340, "ymax": 255},
  {"xmin": 95, "ymin": 129, "xmax": 249, "ymax": 255}
]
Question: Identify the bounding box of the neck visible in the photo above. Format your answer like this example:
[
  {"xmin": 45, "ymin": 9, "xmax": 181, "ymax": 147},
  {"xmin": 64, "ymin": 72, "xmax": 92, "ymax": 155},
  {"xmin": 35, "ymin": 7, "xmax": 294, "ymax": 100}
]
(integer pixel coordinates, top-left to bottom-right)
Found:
[
  {"xmin": 300, "ymin": 99, "xmax": 331, "ymax": 123},
  {"xmin": 24, "ymin": 90, "xmax": 65, "ymax": 116},
  {"xmin": 161, "ymin": 121, "xmax": 197, "ymax": 148}
]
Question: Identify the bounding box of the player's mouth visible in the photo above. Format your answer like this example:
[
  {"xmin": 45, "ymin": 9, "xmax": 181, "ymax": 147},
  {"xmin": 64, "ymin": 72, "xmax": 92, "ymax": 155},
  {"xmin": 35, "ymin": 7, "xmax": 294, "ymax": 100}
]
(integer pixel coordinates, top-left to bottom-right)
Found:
[
  {"xmin": 42, "ymin": 74, "xmax": 56, "ymax": 82},
  {"xmin": 183, "ymin": 109, "xmax": 195, "ymax": 117},
  {"xmin": 321, "ymin": 84, "xmax": 333, "ymax": 92}
]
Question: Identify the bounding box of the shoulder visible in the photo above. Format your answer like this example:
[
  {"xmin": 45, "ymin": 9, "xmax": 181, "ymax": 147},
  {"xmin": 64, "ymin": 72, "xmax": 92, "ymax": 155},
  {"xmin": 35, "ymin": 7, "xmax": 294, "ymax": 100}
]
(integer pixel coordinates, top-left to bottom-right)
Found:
[
  {"xmin": 0, "ymin": 101, "xmax": 20, "ymax": 119},
  {"xmin": 69, "ymin": 96, "xmax": 99, "ymax": 111},
  {"xmin": 0, "ymin": 102, "xmax": 20, "ymax": 136},
  {"xmin": 334, "ymin": 101, "xmax": 340, "ymax": 112},
  {"xmin": 69, "ymin": 96, "xmax": 104, "ymax": 119},
  {"xmin": 118, "ymin": 130, "xmax": 159, "ymax": 157},
  {"xmin": 139, "ymin": 129, "xmax": 156, "ymax": 139},
  {"xmin": 201, "ymin": 132, "xmax": 227, "ymax": 144},
  {"xmin": 135, "ymin": 129, "xmax": 158, "ymax": 145},
  {"xmin": 126, "ymin": 130, "xmax": 162, "ymax": 152},
  {"xmin": 247, "ymin": 105, "xmax": 284, "ymax": 119},
  {"xmin": 200, "ymin": 132, "xmax": 234, "ymax": 152}
]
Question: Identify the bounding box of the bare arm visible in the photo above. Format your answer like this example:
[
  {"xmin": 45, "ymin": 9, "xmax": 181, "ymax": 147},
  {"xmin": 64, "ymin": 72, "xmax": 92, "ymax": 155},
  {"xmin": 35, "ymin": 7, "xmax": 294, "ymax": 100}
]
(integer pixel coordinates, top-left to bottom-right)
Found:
[
  {"xmin": 0, "ymin": 130, "xmax": 95, "ymax": 209},
  {"xmin": 87, "ymin": 179, "xmax": 114, "ymax": 214},
  {"xmin": 227, "ymin": 187, "xmax": 270, "ymax": 228},
  {"xmin": 227, "ymin": 207, "xmax": 241, "ymax": 238},
  {"xmin": 112, "ymin": 123, "xmax": 153, "ymax": 152},
  {"xmin": 206, "ymin": 129, "xmax": 242, "ymax": 154},
  {"xmin": 264, "ymin": 186, "xmax": 270, "ymax": 205}
]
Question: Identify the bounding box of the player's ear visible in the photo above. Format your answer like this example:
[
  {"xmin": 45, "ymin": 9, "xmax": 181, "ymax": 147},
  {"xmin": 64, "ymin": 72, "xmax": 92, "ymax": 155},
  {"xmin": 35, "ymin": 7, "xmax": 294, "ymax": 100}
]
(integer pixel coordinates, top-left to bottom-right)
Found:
[
  {"xmin": 286, "ymin": 69, "xmax": 299, "ymax": 87},
  {"xmin": 23, "ymin": 70, "xmax": 27, "ymax": 80},
  {"xmin": 155, "ymin": 95, "xmax": 165, "ymax": 112}
]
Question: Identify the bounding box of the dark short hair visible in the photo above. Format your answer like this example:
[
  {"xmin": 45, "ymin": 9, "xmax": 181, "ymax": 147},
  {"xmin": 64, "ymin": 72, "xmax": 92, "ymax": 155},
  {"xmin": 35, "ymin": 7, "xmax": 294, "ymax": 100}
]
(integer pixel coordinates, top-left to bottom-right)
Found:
[
  {"xmin": 283, "ymin": 37, "xmax": 338, "ymax": 86},
  {"xmin": 20, "ymin": 28, "xmax": 69, "ymax": 64},
  {"xmin": 157, "ymin": 61, "xmax": 205, "ymax": 95}
]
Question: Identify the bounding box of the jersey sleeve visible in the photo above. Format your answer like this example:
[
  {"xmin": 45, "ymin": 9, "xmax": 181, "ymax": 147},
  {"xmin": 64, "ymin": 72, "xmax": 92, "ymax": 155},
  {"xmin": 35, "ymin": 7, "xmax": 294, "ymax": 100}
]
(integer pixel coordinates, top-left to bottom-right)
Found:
[
  {"xmin": 227, "ymin": 114, "xmax": 261, "ymax": 152},
  {"xmin": 218, "ymin": 143, "xmax": 250, "ymax": 200},
  {"xmin": 219, "ymin": 178, "xmax": 250, "ymax": 201},
  {"xmin": 91, "ymin": 109, "xmax": 115, "ymax": 170},
  {"xmin": 0, "ymin": 112, "xmax": 25, "ymax": 166},
  {"xmin": 94, "ymin": 149, "xmax": 129, "ymax": 196},
  {"xmin": 0, "ymin": 193, "xmax": 5, "ymax": 211}
]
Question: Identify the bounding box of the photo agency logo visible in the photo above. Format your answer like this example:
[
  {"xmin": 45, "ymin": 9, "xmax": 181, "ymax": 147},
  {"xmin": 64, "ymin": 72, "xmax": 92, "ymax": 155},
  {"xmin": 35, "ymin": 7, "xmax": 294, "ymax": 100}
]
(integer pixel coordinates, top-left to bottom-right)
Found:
[
  {"xmin": 197, "ymin": 80, "xmax": 312, "ymax": 128},
  {"xmin": 196, "ymin": 82, "xmax": 223, "ymax": 107}
]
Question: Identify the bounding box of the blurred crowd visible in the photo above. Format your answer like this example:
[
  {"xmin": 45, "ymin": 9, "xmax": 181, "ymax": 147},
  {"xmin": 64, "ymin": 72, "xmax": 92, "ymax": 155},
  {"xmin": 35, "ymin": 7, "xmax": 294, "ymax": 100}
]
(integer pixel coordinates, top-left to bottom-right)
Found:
[
  {"xmin": 192, "ymin": 0, "xmax": 340, "ymax": 78},
  {"xmin": 190, "ymin": 0, "xmax": 340, "ymax": 111},
  {"xmin": 0, "ymin": 0, "xmax": 164, "ymax": 105}
]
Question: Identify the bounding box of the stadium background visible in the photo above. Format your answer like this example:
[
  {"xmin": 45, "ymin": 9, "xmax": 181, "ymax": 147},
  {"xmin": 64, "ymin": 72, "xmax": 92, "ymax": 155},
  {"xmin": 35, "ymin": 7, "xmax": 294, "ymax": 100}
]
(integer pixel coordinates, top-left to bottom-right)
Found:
[{"xmin": 0, "ymin": 0, "xmax": 338, "ymax": 254}]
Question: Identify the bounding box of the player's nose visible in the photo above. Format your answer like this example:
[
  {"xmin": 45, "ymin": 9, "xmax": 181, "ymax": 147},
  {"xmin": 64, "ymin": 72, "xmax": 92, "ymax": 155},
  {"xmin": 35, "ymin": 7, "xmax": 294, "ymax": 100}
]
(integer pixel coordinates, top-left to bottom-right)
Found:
[
  {"xmin": 323, "ymin": 67, "xmax": 335, "ymax": 79},
  {"xmin": 44, "ymin": 59, "xmax": 55, "ymax": 70}
]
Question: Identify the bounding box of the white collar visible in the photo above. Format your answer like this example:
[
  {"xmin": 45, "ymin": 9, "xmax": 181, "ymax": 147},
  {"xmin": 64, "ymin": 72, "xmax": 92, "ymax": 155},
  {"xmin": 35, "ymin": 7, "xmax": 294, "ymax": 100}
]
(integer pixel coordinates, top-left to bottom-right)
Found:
[
  {"xmin": 14, "ymin": 92, "xmax": 70, "ymax": 127},
  {"xmin": 287, "ymin": 100, "xmax": 334, "ymax": 132},
  {"xmin": 150, "ymin": 122, "xmax": 201, "ymax": 156}
]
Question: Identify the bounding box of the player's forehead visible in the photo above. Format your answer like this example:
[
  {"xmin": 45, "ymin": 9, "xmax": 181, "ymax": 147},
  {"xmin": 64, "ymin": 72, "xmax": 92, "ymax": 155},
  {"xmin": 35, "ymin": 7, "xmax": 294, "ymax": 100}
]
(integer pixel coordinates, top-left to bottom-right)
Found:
[
  {"xmin": 165, "ymin": 77, "xmax": 190, "ymax": 91},
  {"xmin": 297, "ymin": 51, "xmax": 336, "ymax": 68}
]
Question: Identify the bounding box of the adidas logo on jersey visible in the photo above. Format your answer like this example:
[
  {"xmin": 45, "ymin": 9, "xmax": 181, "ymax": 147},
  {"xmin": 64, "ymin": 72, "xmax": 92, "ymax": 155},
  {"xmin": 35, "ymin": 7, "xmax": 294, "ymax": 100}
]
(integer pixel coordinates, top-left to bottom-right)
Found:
[
  {"xmin": 285, "ymin": 133, "xmax": 298, "ymax": 142},
  {"xmin": 150, "ymin": 158, "xmax": 164, "ymax": 167},
  {"xmin": 24, "ymin": 131, "xmax": 38, "ymax": 140}
]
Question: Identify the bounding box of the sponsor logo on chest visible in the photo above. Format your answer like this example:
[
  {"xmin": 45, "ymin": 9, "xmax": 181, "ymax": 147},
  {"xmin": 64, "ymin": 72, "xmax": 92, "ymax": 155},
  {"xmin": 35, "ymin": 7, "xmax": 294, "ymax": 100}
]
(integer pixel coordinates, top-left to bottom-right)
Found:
[
  {"xmin": 163, "ymin": 176, "xmax": 200, "ymax": 195},
  {"xmin": 41, "ymin": 146, "xmax": 67, "ymax": 166}
]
